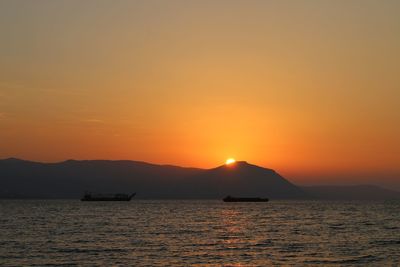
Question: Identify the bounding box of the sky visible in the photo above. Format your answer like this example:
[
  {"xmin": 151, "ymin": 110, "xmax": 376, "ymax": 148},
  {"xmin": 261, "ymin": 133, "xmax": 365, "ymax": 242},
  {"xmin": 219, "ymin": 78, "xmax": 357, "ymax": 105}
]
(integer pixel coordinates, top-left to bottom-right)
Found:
[{"xmin": 0, "ymin": 0, "xmax": 399, "ymax": 189}]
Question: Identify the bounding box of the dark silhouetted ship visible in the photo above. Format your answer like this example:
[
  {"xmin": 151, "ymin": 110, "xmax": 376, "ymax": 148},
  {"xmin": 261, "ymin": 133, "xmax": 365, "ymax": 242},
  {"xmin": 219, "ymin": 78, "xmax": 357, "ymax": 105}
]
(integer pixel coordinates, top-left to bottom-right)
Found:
[
  {"xmin": 81, "ymin": 192, "xmax": 136, "ymax": 201},
  {"xmin": 223, "ymin": 195, "xmax": 269, "ymax": 202}
]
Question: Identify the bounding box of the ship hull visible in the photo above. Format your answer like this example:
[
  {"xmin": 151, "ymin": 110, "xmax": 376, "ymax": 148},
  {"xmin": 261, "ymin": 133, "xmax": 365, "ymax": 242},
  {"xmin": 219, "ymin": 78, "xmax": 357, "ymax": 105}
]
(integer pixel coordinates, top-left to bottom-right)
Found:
[
  {"xmin": 81, "ymin": 198, "xmax": 132, "ymax": 201},
  {"xmin": 81, "ymin": 193, "xmax": 136, "ymax": 201},
  {"xmin": 223, "ymin": 196, "xmax": 269, "ymax": 202}
]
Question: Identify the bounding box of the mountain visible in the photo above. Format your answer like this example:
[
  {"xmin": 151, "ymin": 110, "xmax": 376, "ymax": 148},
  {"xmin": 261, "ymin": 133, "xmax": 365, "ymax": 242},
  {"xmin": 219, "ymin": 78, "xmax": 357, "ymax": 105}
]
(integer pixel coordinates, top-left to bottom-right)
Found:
[
  {"xmin": 1, "ymin": 158, "xmax": 399, "ymax": 200},
  {"xmin": 0, "ymin": 158, "xmax": 307, "ymax": 199},
  {"xmin": 180, "ymin": 161, "xmax": 306, "ymax": 199},
  {"xmin": 0, "ymin": 158, "xmax": 201, "ymax": 198},
  {"xmin": 302, "ymin": 185, "xmax": 400, "ymax": 200}
]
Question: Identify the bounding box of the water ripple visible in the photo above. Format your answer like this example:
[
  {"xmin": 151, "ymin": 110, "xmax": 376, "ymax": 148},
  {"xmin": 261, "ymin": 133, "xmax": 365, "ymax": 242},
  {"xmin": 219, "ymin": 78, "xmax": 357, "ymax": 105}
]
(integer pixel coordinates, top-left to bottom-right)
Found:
[{"xmin": 0, "ymin": 200, "xmax": 399, "ymax": 266}]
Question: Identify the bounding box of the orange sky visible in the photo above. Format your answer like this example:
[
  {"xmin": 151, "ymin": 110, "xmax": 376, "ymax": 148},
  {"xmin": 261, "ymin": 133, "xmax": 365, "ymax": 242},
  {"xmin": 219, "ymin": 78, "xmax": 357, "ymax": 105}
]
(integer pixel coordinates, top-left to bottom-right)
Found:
[{"xmin": 1, "ymin": 1, "xmax": 399, "ymax": 188}]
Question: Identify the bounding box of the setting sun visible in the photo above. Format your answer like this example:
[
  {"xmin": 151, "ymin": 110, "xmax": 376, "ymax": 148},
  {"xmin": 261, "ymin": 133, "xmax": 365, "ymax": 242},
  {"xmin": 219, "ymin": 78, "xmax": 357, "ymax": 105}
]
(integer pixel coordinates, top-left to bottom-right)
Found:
[{"xmin": 225, "ymin": 158, "xmax": 236, "ymax": 165}]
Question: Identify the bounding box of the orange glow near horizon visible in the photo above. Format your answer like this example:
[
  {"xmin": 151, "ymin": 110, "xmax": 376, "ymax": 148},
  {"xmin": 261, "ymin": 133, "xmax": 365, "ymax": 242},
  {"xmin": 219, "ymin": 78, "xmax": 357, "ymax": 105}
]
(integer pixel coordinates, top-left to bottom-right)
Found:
[{"xmin": 0, "ymin": 1, "xmax": 400, "ymax": 188}]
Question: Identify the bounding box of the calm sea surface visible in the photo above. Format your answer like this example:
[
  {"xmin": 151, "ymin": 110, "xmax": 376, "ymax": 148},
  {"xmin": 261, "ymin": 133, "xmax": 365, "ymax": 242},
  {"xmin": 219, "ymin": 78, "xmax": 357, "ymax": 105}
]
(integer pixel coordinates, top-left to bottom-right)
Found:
[{"xmin": 1, "ymin": 200, "xmax": 399, "ymax": 266}]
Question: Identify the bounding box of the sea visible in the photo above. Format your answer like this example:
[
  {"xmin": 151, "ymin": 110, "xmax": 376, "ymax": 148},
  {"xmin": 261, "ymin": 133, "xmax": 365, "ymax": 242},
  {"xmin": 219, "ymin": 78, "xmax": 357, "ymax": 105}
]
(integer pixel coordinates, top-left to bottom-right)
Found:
[{"xmin": 1, "ymin": 200, "xmax": 399, "ymax": 266}]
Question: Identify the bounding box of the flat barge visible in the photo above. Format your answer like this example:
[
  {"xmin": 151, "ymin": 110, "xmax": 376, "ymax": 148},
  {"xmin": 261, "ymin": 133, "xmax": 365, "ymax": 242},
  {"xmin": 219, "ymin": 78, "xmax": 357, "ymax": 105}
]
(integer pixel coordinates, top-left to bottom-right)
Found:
[
  {"xmin": 223, "ymin": 195, "xmax": 269, "ymax": 202},
  {"xmin": 81, "ymin": 192, "xmax": 136, "ymax": 201}
]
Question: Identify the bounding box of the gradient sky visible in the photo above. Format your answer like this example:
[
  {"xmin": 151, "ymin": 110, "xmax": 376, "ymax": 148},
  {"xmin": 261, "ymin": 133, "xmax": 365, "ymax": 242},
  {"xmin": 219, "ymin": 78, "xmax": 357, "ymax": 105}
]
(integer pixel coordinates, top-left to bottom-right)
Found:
[{"xmin": 1, "ymin": 0, "xmax": 399, "ymax": 188}]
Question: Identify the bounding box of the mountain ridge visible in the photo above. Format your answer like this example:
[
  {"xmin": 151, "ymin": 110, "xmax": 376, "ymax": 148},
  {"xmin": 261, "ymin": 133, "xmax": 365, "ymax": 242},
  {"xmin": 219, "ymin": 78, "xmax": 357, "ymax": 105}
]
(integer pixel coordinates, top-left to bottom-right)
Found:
[{"xmin": 1, "ymin": 158, "xmax": 399, "ymax": 200}]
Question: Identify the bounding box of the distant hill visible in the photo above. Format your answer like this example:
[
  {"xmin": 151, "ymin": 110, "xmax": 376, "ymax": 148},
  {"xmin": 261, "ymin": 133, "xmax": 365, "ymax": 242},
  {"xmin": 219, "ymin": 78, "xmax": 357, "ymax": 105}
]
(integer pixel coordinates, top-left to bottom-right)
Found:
[
  {"xmin": 0, "ymin": 158, "xmax": 307, "ymax": 199},
  {"xmin": 0, "ymin": 158, "xmax": 201, "ymax": 199},
  {"xmin": 1, "ymin": 158, "xmax": 399, "ymax": 200},
  {"xmin": 302, "ymin": 185, "xmax": 400, "ymax": 200},
  {"xmin": 181, "ymin": 161, "xmax": 307, "ymax": 199}
]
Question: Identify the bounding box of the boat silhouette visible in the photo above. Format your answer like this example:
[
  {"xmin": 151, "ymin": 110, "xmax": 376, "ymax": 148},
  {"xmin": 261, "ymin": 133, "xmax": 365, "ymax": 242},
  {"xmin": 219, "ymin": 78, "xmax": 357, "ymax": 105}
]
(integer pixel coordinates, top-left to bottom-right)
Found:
[
  {"xmin": 223, "ymin": 195, "xmax": 269, "ymax": 202},
  {"xmin": 81, "ymin": 192, "xmax": 136, "ymax": 201}
]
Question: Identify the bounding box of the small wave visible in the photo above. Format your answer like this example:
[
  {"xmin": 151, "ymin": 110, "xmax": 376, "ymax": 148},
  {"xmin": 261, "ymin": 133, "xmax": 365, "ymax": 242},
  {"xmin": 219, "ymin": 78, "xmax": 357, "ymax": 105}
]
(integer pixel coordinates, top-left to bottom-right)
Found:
[
  {"xmin": 328, "ymin": 223, "xmax": 346, "ymax": 230},
  {"xmin": 383, "ymin": 226, "xmax": 399, "ymax": 230},
  {"xmin": 253, "ymin": 240, "xmax": 273, "ymax": 247},
  {"xmin": 53, "ymin": 247, "xmax": 128, "ymax": 254},
  {"xmin": 371, "ymin": 239, "xmax": 400, "ymax": 246},
  {"xmin": 304, "ymin": 254, "xmax": 382, "ymax": 264},
  {"xmin": 279, "ymin": 243, "xmax": 305, "ymax": 253}
]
